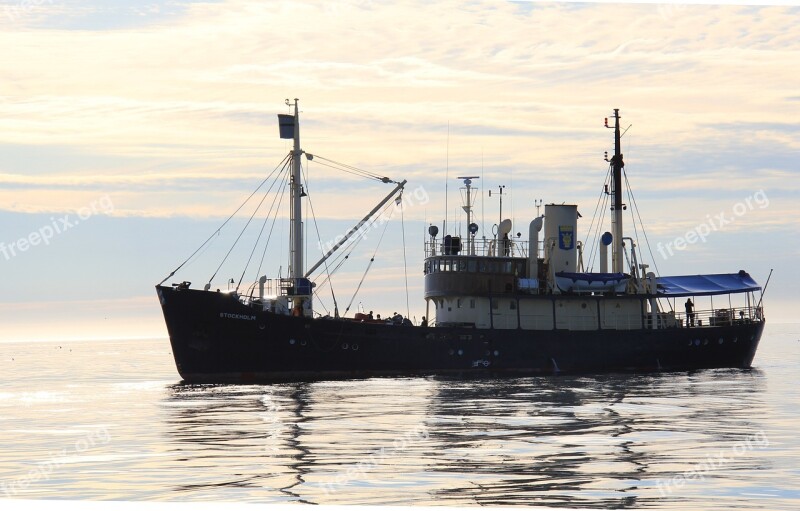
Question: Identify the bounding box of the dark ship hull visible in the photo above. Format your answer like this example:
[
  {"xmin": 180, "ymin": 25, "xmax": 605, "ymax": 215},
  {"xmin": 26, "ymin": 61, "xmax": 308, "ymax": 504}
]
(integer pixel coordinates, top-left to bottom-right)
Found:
[{"xmin": 157, "ymin": 285, "xmax": 764, "ymax": 382}]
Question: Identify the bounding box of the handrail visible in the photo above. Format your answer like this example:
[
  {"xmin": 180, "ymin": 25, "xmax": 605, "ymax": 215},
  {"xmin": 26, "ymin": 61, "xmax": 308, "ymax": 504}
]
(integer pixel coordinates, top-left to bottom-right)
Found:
[
  {"xmin": 673, "ymin": 306, "xmax": 763, "ymax": 327},
  {"xmin": 424, "ymin": 238, "xmax": 535, "ymax": 258}
]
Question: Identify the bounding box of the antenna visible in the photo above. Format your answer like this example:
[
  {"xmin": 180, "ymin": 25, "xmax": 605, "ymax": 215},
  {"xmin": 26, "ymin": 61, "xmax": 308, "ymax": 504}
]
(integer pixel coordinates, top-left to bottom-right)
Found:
[
  {"xmin": 458, "ymin": 176, "xmax": 480, "ymax": 255},
  {"xmin": 481, "ymin": 149, "xmax": 485, "ymax": 235},
  {"xmin": 444, "ymin": 121, "xmax": 449, "ymax": 237},
  {"xmin": 488, "ymin": 185, "xmax": 506, "ymax": 237}
]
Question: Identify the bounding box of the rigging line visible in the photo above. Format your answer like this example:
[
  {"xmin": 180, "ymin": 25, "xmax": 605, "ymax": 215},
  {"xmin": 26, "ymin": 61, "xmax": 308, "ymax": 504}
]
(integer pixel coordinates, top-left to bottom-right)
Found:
[
  {"xmin": 312, "ymin": 288, "xmax": 330, "ymax": 316},
  {"xmin": 310, "ymin": 155, "xmax": 388, "ymax": 182},
  {"xmin": 584, "ymin": 164, "xmax": 613, "ymax": 270},
  {"xmin": 583, "ymin": 168, "xmax": 606, "ymax": 266},
  {"xmin": 254, "ymin": 170, "xmax": 289, "ymax": 282},
  {"xmin": 588, "ymin": 189, "xmax": 610, "ymax": 272},
  {"xmin": 238, "ymin": 166, "xmax": 290, "ymax": 291},
  {"xmin": 344, "ymin": 257, "xmax": 375, "ymax": 316},
  {"xmin": 313, "ymin": 198, "xmax": 399, "ymax": 292},
  {"xmin": 623, "ymin": 171, "xmax": 643, "ymax": 270},
  {"xmin": 343, "ymin": 207, "xmax": 394, "ymax": 316},
  {"xmin": 585, "ymin": 166, "xmax": 612, "ymax": 270},
  {"xmin": 157, "ymin": 153, "xmax": 291, "ymax": 285},
  {"xmin": 311, "ymin": 154, "xmax": 386, "ymax": 179},
  {"xmin": 302, "ymin": 161, "xmax": 339, "ymax": 315},
  {"xmin": 590, "ymin": 190, "xmax": 610, "ymax": 271},
  {"xmin": 319, "ymin": 191, "xmax": 401, "ymax": 272},
  {"xmin": 400, "ymin": 193, "xmax": 410, "ymax": 320},
  {"xmin": 309, "ymin": 159, "xmax": 382, "ymax": 182},
  {"xmin": 210, "ymin": 162, "xmax": 290, "ymax": 287},
  {"xmin": 624, "ymin": 169, "xmax": 661, "ymax": 277}
]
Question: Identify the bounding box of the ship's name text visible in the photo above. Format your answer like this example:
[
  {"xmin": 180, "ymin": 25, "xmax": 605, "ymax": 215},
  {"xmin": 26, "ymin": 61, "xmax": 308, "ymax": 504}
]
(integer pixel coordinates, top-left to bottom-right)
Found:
[{"xmin": 220, "ymin": 313, "xmax": 257, "ymax": 321}]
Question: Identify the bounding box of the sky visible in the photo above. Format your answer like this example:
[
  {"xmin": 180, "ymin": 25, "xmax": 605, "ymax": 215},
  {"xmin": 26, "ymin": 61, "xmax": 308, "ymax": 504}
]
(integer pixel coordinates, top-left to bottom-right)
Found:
[{"xmin": 0, "ymin": 0, "xmax": 798, "ymax": 342}]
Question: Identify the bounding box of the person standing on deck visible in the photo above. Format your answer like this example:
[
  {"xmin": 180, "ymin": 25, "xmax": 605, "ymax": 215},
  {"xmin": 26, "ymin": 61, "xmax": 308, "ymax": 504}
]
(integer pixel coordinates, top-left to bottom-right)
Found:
[{"xmin": 685, "ymin": 298, "xmax": 695, "ymax": 327}]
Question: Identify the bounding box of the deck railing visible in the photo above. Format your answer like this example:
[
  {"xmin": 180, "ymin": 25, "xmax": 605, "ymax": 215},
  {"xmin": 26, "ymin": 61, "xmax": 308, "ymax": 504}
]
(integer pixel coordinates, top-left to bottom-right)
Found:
[
  {"xmin": 672, "ymin": 306, "xmax": 763, "ymax": 328},
  {"xmin": 425, "ymin": 238, "xmax": 534, "ymax": 258}
]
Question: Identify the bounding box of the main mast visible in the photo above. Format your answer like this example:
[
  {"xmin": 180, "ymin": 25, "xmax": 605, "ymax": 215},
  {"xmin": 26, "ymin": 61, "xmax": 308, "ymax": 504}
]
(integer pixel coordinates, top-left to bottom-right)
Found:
[
  {"xmin": 288, "ymin": 98, "xmax": 303, "ymax": 279},
  {"xmin": 608, "ymin": 109, "xmax": 624, "ymax": 273}
]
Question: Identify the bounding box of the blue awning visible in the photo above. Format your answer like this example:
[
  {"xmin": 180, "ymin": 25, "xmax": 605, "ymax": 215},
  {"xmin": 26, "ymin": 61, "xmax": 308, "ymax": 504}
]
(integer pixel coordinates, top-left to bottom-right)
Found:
[{"xmin": 655, "ymin": 271, "xmax": 760, "ymax": 297}]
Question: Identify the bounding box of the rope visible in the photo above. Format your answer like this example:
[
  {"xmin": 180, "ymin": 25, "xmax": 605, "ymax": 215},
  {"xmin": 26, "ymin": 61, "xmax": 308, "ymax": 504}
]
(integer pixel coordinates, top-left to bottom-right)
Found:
[
  {"xmin": 311, "ymin": 154, "xmax": 390, "ymax": 183},
  {"xmin": 624, "ymin": 169, "xmax": 661, "ymax": 277},
  {"xmin": 313, "ymin": 197, "xmax": 398, "ymax": 292},
  {"xmin": 236, "ymin": 165, "xmax": 290, "ymax": 291},
  {"xmin": 253, "ymin": 171, "xmax": 289, "ymax": 283},
  {"xmin": 157, "ymin": 154, "xmax": 290, "ymax": 285},
  {"xmin": 302, "ymin": 161, "xmax": 339, "ymax": 315},
  {"xmin": 585, "ymin": 165, "xmax": 612, "ymax": 271},
  {"xmin": 343, "ymin": 210, "xmax": 393, "ymax": 317},
  {"xmin": 400, "ymin": 193, "xmax": 410, "ymax": 320}
]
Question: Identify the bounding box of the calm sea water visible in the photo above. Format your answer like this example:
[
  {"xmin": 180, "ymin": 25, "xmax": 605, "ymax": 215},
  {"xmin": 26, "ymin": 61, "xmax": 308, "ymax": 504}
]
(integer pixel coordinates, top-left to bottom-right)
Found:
[{"xmin": 1, "ymin": 324, "xmax": 798, "ymax": 508}]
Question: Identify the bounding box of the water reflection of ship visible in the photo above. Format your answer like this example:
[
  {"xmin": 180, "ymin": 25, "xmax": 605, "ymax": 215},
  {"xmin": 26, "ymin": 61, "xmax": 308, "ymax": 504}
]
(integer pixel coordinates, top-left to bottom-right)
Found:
[
  {"xmin": 162, "ymin": 371, "xmax": 767, "ymax": 506},
  {"xmin": 426, "ymin": 371, "xmax": 768, "ymax": 507},
  {"xmin": 163, "ymin": 383, "xmax": 315, "ymax": 503}
]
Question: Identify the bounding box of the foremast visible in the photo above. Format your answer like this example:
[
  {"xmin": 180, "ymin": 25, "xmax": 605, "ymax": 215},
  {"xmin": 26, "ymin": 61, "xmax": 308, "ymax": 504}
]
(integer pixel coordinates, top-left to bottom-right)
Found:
[{"xmin": 287, "ymin": 98, "xmax": 304, "ymax": 280}]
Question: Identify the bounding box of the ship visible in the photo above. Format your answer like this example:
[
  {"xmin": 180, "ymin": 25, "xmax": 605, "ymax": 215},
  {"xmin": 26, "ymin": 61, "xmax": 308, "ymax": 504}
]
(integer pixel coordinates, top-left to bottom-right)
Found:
[{"xmin": 156, "ymin": 100, "xmax": 766, "ymax": 382}]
